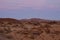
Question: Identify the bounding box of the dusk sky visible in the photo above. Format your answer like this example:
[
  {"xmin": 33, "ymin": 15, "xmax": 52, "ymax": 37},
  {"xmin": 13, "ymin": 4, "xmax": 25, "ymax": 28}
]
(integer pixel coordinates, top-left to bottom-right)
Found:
[{"xmin": 0, "ymin": 0, "xmax": 60, "ymax": 20}]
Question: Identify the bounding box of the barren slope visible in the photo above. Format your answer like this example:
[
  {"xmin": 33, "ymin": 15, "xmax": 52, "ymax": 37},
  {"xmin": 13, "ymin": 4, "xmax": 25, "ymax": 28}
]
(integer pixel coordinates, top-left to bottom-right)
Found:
[{"xmin": 0, "ymin": 18, "xmax": 60, "ymax": 40}]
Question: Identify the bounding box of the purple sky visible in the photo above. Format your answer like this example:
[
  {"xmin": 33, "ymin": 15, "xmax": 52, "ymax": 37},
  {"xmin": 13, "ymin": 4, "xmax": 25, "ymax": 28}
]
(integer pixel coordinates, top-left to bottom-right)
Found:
[{"xmin": 0, "ymin": 0, "xmax": 60, "ymax": 20}]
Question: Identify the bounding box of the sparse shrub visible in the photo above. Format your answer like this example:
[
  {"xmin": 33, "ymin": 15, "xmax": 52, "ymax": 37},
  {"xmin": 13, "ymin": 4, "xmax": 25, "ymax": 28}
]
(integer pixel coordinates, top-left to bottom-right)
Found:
[
  {"xmin": 43, "ymin": 24, "xmax": 51, "ymax": 34},
  {"xmin": 28, "ymin": 21, "xmax": 40, "ymax": 26},
  {"xmin": 0, "ymin": 30, "xmax": 4, "ymax": 33},
  {"xmin": 6, "ymin": 35, "xmax": 13, "ymax": 39},
  {"xmin": 4, "ymin": 27, "xmax": 12, "ymax": 34},
  {"xmin": 48, "ymin": 21, "xmax": 57, "ymax": 24}
]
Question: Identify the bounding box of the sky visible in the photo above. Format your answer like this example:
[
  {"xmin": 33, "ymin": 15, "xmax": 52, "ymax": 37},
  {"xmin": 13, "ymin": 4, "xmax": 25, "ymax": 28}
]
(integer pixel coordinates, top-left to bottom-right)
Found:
[{"xmin": 0, "ymin": 0, "xmax": 60, "ymax": 20}]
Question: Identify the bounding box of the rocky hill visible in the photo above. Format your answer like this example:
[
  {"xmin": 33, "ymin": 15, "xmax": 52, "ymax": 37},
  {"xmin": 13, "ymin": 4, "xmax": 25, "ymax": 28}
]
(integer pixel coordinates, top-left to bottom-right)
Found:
[{"xmin": 0, "ymin": 18, "xmax": 60, "ymax": 40}]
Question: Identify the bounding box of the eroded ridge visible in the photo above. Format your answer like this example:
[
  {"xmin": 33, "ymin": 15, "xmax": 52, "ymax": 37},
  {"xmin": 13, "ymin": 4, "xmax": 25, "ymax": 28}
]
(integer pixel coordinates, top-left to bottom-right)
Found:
[{"xmin": 0, "ymin": 18, "xmax": 60, "ymax": 40}]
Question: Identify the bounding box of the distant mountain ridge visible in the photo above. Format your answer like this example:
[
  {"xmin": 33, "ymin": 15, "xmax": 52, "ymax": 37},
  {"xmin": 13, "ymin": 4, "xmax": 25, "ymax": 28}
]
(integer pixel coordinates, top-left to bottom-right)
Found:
[
  {"xmin": 0, "ymin": 18, "xmax": 60, "ymax": 22},
  {"xmin": 0, "ymin": 18, "xmax": 60, "ymax": 24}
]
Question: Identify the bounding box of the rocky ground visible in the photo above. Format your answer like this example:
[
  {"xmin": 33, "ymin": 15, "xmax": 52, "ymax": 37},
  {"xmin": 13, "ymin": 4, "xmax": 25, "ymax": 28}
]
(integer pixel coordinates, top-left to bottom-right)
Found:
[{"xmin": 0, "ymin": 18, "xmax": 60, "ymax": 40}]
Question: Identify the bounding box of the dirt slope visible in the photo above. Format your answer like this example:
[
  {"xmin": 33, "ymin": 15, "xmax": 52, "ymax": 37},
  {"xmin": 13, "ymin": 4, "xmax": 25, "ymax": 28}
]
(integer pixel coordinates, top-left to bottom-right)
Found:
[{"xmin": 0, "ymin": 18, "xmax": 60, "ymax": 40}]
